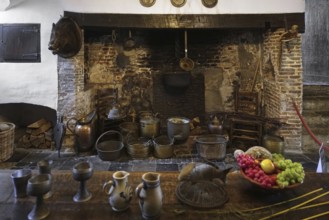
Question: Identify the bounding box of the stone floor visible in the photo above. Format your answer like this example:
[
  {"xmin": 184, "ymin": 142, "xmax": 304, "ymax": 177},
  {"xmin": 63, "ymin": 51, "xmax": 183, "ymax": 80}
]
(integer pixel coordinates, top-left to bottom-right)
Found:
[{"xmin": 0, "ymin": 146, "xmax": 320, "ymax": 173}]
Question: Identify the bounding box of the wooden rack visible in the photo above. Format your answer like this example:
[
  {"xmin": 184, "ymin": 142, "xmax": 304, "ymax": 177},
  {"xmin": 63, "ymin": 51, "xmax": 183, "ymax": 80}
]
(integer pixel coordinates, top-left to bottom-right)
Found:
[
  {"xmin": 235, "ymin": 91, "xmax": 259, "ymax": 115},
  {"xmin": 230, "ymin": 118, "xmax": 262, "ymax": 147}
]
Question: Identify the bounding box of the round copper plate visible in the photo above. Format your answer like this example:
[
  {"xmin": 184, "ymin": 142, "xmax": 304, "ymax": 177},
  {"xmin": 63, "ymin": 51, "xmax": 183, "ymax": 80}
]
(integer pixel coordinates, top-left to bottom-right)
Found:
[
  {"xmin": 171, "ymin": 0, "xmax": 186, "ymax": 8},
  {"xmin": 139, "ymin": 0, "xmax": 156, "ymax": 7},
  {"xmin": 201, "ymin": 0, "xmax": 218, "ymax": 8},
  {"xmin": 176, "ymin": 181, "xmax": 229, "ymax": 208}
]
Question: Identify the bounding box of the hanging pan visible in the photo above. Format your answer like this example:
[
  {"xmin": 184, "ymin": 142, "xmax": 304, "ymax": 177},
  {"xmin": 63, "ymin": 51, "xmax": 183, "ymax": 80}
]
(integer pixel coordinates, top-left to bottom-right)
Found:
[{"xmin": 179, "ymin": 30, "xmax": 194, "ymax": 71}]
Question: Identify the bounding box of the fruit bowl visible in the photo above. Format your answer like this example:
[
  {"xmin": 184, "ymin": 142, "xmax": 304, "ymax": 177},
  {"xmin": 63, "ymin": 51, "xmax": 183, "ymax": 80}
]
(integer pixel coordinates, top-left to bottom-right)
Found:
[
  {"xmin": 235, "ymin": 148, "xmax": 305, "ymax": 190},
  {"xmin": 240, "ymin": 169, "xmax": 302, "ymax": 190}
]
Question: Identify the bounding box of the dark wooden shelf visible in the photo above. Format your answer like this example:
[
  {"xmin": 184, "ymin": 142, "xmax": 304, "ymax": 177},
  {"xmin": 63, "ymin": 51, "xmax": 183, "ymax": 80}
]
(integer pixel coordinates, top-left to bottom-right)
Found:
[{"xmin": 231, "ymin": 135, "xmax": 259, "ymax": 141}]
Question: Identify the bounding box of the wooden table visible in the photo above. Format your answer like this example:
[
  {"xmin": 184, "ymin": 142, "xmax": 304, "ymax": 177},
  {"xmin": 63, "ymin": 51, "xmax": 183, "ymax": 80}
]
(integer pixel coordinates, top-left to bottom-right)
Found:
[{"xmin": 1, "ymin": 170, "xmax": 329, "ymax": 220}]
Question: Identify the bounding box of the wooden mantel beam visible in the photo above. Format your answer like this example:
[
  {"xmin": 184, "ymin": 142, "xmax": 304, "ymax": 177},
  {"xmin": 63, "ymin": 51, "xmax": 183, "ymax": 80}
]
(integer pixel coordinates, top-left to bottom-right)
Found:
[{"xmin": 64, "ymin": 12, "xmax": 305, "ymax": 33}]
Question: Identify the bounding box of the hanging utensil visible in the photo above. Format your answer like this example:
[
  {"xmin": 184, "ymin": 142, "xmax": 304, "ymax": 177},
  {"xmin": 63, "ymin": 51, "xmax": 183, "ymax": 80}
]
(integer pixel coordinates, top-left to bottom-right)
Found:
[
  {"xmin": 111, "ymin": 29, "xmax": 129, "ymax": 68},
  {"xmin": 53, "ymin": 115, "xmax": 66, "ymax": 158},
  {"xmin": 179, "ymin": 30, "xmax": 194, "ymax": 71},
  {"xmin": 124, "ymin": 30, "xmax": 136, "ymax": 50}
]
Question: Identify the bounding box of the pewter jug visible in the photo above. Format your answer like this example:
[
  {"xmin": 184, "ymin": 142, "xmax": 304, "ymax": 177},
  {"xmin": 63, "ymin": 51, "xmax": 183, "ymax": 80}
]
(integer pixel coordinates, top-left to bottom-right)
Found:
[
  {"xmin": 67, "ymin": 110, "xmax": 96, "ymax": 152},
  {"xmin": 135, "ymin": 172, "xmax": 163, "ymax": 219},
  {"xmin": 103, "ymin": 171, "xmax": 133, "ymax": 212}
]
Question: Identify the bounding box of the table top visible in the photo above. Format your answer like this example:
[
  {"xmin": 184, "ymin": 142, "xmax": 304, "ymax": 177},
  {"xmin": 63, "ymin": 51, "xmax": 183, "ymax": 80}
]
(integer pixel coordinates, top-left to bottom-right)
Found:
[{"xmin": 1, "ymin": 170, "xmax": 329, "ymax": 220}]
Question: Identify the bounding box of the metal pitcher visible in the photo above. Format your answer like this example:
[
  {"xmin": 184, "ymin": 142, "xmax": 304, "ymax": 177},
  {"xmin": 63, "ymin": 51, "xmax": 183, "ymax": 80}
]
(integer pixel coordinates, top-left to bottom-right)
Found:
[{"xmin": 67, "ymin": 110, "xmax": 96, "ymax": 153}]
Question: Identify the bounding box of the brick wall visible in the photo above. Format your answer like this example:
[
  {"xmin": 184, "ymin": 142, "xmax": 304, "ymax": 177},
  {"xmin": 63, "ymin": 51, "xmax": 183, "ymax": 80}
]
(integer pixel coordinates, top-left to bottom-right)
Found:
[{"xmin": 263, "ymin": 28, "xmax": 303, "ymax": 151}]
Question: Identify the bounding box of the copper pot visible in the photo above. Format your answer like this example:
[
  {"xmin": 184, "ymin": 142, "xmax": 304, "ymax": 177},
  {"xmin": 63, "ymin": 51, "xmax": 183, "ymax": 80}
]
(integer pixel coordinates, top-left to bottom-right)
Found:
[
  {"xmin": 67, "ymin": 111, "xmax": 96, "ymax": 152},
  {"xmin": 263, "ymin": 135, "xmax": 285, "ymax": 154},
  {"xmin": 140, "ymin": 116, "xmax": 160, "ymax": 138}
]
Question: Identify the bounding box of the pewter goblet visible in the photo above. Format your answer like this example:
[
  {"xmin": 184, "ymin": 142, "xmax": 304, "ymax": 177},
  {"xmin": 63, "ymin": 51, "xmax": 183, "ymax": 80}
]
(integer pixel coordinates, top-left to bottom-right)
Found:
[
  {"xmin": 27, "ymin": 174, "xmax": 52, "ymax": 220},
  {"xmin": 11, "ymin": 169, "xmax": 32, "ymax": 198},
  {"xmin": 37, "ymin": 160, "xmax": 53, "ymax": 199},
  {"xmin": 72, "ymin": 161, "xmax": 93, "ymax": 202}
]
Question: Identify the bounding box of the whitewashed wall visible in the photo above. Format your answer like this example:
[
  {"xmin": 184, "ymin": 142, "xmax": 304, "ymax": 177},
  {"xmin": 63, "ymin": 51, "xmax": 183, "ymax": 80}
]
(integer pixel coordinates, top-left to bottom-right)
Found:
[
  {"xmin": 0, "ymin": 0, "xmax": 305, "ymax": 110},
  {"xmin": 0, "ymin": 0, "xmax": 62, "ymax": 109},
  {"xmin": 60, "ymin": 0, "xmax": 304, "ymax": 14}
]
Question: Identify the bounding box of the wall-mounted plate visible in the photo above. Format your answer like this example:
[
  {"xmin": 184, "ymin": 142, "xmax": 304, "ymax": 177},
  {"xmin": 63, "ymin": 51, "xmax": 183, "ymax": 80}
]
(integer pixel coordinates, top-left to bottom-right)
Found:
[
  {"xmin": 171, "ymin": 0, "xmax": 186, "ymax": 8},
  {"xmin": 201, "ymin": 0, "xmax": 218, "ymax": 8},
  {"xmin": 139, "ymin": 0, "xmax": 156, "ymax": 7}
]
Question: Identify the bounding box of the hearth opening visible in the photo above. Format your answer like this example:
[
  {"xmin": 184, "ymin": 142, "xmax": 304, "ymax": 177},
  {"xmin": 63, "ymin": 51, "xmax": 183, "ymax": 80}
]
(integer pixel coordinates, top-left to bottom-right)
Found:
[
  {"xmin": 0, "ymin": 103, "xmax": 56, "ymax": 149},
  {"xmin": 58, "ymin": 28, "xmax": 300, "ymax": 151}
]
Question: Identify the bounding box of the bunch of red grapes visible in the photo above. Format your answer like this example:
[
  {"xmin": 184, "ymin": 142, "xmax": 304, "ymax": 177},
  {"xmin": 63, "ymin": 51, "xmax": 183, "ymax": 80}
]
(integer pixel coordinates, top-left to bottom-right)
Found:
[{"xmin": 236, "ymin": 154, "xmax": 276, "ymax": 188}]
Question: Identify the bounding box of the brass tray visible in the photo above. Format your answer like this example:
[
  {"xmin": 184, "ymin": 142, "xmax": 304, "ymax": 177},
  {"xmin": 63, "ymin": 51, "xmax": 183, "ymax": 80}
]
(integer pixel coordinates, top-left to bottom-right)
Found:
[
  {"xmin": 171, "ymin": 0, "xmax": 186, "ymax": 7},
  {"xmin": 176, "ymin": 180, "xmax": 229, "ymax": 208},
  {"xmin": 139, "ymin": 0, "xmax": 156, "ymax": 7}
]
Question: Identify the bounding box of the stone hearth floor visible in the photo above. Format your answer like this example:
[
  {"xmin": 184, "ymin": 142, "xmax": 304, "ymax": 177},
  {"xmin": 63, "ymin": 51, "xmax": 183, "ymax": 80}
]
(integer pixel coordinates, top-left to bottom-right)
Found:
[{"xmin": 0, "ymin": 147, "xmax": 320, "ymax": 173}]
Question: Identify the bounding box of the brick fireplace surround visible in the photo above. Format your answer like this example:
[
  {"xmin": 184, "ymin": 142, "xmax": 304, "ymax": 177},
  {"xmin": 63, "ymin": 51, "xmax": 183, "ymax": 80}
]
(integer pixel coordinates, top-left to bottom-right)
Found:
[{"xmin": 55, "ymin": 12, "xmax": 303, "ymax": 152}]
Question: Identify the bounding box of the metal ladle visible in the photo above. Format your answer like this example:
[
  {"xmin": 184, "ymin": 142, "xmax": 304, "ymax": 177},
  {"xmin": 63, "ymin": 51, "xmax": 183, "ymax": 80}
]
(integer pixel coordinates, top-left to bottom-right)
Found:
[
  {"xmin": 179, "ymin": 30, "xmax": 194, "ymax": 71},
  {"xmin": 124, "ymin": 30, "xmax": 136, "ymax": 50}
]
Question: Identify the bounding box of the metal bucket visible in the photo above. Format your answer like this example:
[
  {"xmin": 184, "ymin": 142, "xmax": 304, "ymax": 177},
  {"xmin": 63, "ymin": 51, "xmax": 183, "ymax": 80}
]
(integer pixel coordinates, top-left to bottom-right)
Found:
[
  {"xmin": 96, "ymin": 130, "xmax": 124, "ymax": 161},
  {"xmin": 167, "ymin": 117, "xmax": 190, "ymax": 143},
  {"xmin": 196, "ymin": 135, "xmax": 227, "ymax": 160}
]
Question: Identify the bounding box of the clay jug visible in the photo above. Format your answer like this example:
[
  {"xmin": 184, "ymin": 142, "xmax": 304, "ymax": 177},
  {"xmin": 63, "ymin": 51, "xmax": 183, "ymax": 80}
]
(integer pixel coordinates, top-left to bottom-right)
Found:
[
  {"xmin": 135, "ymin": 172, "xmax": 163, "ymax": 219},
  {"xmin": 103, "ymin": 171, "xmax": 133, "ymax": 212}
]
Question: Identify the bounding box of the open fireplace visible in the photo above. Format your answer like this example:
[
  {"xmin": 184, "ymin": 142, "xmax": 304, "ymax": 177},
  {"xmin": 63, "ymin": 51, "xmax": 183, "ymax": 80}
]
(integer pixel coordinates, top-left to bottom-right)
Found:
[{"xmin": 54, "ymin": 11, "xmax": 304, "ymax": 151}]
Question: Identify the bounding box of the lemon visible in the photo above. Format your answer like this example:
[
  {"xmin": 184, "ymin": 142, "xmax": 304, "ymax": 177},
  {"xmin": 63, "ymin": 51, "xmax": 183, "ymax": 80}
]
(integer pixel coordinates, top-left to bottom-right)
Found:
[{"xmin": 260, "ymin": 159, "xmax": 275, "ymax": 174}]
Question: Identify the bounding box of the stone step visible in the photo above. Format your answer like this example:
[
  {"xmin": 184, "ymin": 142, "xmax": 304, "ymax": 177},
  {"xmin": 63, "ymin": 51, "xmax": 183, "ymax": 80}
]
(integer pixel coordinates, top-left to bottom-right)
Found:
[{"xmin": 303, "ymin": 85, "xmax": 329, "ymax": 97}]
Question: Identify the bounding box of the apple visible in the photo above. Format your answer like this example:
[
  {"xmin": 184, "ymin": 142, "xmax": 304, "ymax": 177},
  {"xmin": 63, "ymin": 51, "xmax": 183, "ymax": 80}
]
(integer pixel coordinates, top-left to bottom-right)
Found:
[{"xmin": 260, "ymin": 159, "xmax": 275, "ymax": 174}]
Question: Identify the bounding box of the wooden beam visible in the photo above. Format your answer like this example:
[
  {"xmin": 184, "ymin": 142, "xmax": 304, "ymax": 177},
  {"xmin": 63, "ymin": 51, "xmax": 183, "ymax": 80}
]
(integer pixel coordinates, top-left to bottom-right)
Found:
[{"xmin": 64, "ymin": 12, "xmax": 305, "ymax": 32}]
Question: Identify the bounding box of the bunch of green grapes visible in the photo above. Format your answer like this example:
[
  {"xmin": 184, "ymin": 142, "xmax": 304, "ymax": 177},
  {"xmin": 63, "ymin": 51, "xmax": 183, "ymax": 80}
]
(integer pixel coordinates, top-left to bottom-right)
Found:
[
  {"xmin": 272, "ymin": 153, "xmax": 285, "ymax": 164},
  {"xmin": 276, "ymin": 160, "xmax": 305, "ymax": 188}
]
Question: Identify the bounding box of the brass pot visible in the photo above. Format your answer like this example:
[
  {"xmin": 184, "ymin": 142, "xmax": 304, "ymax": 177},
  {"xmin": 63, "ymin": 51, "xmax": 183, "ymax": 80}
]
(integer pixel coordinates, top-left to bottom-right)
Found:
[
  {"xmin": 263, "ymin": 135, "xmax": 285, "ymax": 154},
  {"xmin": 153, "ymin": 135, "xmax": 174, "ymax": 159},
  {"xmin": 140, "ymin": 116, "xmax": 160, "ymax": 138}
]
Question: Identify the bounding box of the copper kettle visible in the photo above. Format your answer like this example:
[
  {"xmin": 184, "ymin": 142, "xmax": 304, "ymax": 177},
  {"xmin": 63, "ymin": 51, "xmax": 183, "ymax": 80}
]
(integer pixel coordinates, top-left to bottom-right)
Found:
[
  {"xmin": 67, "ymin": 110, "xmax": 96, "ymax": 153},
  {"xmin": 208, "ymin": 115, "xmax": 224, "ymax": 135}
]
